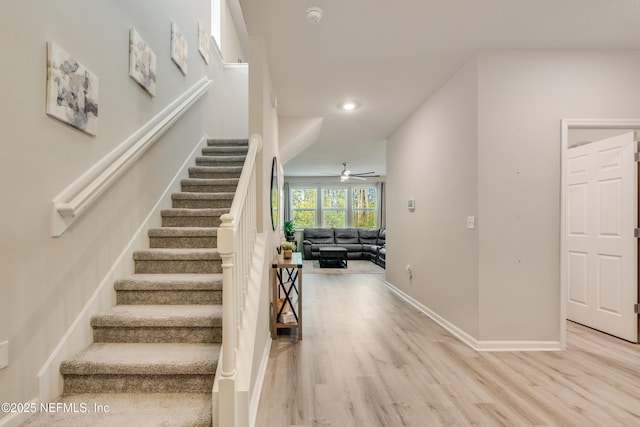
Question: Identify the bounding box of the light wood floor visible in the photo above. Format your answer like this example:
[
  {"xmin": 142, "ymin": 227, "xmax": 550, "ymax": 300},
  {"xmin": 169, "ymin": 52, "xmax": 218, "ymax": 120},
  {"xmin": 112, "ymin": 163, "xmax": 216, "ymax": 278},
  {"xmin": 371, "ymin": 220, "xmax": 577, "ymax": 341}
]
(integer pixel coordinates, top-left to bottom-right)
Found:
[{"xmin": 256, "ymin": 272, "xmax": 640, "ymax": 427}]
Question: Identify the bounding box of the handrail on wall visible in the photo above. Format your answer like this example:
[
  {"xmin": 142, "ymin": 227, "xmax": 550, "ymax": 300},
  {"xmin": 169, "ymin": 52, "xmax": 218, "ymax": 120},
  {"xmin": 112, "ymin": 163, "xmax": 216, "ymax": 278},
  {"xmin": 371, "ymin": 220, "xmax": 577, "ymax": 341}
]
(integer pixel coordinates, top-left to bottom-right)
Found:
[{"xmin": 51, "ymin": 77, "xmax": 214, "ymax": 237}]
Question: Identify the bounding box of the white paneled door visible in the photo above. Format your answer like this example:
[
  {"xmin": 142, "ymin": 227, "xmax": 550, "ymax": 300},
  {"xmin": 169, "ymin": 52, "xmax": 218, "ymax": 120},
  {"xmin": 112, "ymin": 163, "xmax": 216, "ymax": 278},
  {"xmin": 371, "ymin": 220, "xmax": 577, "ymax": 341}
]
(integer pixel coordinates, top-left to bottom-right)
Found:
[{"xmin": 566, "ymin": 132, "xmax": 638, "ymax": 342}]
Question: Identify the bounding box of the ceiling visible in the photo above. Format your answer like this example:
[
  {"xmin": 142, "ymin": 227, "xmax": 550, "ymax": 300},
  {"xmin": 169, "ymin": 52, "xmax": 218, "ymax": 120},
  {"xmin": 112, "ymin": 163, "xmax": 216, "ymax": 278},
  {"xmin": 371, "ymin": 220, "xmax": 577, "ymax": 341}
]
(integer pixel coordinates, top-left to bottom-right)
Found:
[{"xmin": 238, "ymin": 0, "xmax": 640, "ymax": 178}]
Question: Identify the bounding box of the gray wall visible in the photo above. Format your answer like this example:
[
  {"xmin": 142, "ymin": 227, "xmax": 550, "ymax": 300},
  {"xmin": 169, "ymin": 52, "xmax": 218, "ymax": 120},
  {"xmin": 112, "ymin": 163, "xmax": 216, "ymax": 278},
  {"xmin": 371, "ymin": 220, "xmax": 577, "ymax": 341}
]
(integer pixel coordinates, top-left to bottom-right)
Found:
[
  {"xmin": 0, "ymin": 0, "xmax": 243, "ymax": 411},
  {"xmin": 477, "ymin": 50, "xmax": 640, "ymax": 341},
  {"xmin": 387, "ymin": 50, "xmax": 640, "ymax": 344},
  {"xmin": 387, "ymin": 58, "xmax": 480, "ymax": 338}
]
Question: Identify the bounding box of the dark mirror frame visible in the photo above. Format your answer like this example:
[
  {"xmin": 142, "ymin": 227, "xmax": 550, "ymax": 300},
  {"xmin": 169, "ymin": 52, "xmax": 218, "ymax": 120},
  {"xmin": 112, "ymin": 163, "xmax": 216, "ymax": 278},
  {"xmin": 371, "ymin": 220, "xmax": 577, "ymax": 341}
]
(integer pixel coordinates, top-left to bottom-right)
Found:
[{"xmin": 270, "ymin": 156, "xmax": 278, "ymax": 231}]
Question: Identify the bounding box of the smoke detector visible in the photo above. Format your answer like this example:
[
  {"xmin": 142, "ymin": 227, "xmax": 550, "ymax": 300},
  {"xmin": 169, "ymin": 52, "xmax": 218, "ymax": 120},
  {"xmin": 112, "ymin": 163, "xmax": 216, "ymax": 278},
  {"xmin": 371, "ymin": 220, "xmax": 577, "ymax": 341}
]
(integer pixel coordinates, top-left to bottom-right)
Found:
[{"xmin": 306, "ymin": 7, "xmax": 323, "ymax": 24}]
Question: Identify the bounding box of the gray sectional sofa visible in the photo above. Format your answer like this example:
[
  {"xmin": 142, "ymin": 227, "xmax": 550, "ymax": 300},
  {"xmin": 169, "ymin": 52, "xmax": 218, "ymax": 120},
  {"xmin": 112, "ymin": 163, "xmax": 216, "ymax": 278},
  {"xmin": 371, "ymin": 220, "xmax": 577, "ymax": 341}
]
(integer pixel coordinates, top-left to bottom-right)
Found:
[{"xmin": 302, "ymin": 228, "xmax": 386, "ymax": 268}]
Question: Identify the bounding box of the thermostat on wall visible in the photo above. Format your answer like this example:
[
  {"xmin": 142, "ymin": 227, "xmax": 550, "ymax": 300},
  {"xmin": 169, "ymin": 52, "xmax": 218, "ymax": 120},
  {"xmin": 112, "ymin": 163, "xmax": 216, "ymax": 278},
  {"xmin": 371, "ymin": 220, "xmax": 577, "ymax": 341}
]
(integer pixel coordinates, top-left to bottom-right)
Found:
[{"xmin": 407, "ymin": 199, "xmax": 415, "ymax": 212}]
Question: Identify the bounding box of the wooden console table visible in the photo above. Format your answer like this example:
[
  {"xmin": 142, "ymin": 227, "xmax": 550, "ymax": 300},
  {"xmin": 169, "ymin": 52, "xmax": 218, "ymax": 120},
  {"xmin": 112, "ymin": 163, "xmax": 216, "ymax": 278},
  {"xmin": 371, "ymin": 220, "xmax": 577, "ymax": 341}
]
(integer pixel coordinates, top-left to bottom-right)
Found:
[{"xmin": 271, "ymin": 252, "xmax": 303, "ymax": 340}]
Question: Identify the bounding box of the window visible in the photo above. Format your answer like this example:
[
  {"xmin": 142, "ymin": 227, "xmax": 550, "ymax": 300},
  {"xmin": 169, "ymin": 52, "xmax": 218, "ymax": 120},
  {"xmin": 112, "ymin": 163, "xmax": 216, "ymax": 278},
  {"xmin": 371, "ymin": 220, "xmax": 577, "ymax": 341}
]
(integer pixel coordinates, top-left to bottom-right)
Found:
[
  {"xmin": 322, "ymin": 188, "xmax": 347, "ymax": 228},
  {"xmin": 211, "ymin": 0, "xmax": 222, "ymax": 50},
  {"xmin": 291, "ymin": 188, "xmax": 317, "ymax": 228},
  {"xmin": 352, "ymin": 187, "xmax": 377, "ymax": 228},
  {"xmin": 288, "ymin": 184, "xmax": 378, "ymax": 228}
]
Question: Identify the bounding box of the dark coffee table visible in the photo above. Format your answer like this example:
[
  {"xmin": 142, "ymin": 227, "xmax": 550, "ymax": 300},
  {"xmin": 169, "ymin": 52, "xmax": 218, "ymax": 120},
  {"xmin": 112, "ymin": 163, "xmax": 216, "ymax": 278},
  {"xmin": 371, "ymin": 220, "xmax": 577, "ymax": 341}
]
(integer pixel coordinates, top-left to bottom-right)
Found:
[{"xmin": 318, "ymin": 246, "xmax": 348, "ymax": 268}]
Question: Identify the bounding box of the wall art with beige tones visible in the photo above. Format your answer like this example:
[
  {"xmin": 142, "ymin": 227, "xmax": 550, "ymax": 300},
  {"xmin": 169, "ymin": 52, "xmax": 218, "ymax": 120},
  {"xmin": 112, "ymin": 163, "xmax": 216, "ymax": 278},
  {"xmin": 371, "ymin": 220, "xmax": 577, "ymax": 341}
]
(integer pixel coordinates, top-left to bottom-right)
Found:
[
  {"xmin": 46, "ymin": 42, "xmax": 99, "ymax": 135},
  {"xmin": 129, "ymin": 28, "xmax": 157, "ymax": 96}
]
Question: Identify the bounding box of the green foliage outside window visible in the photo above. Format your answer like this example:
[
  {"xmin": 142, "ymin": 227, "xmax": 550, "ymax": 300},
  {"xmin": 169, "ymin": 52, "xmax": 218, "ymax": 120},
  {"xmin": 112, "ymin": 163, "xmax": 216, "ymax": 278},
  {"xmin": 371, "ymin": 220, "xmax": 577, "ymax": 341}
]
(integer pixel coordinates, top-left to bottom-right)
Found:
[
  {"xmin": 321, "ymin": 189, "xmax": 347, "ymax": 227},
  {"xmin": 290, "ymin": 186, "xmax": 377, "ymax": 228},
  {"xmin": 293, "ymin": 210, "xmax": 316, "ymax": 228},
  {"xmin": 291, "ymin": 188, "xmax": 317, "ymax": 228},
  {"xmin": 352, "ymin": 188, "xmax": 376, "ymax": 228},
  {"xmin": 322, "ymin": 210, "xmax": 346, "ymax": 228}
]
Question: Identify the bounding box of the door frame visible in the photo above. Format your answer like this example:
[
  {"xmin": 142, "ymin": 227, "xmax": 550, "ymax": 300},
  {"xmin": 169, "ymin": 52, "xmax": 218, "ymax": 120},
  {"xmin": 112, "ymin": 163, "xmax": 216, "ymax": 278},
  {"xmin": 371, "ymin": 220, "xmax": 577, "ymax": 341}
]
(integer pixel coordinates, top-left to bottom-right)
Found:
[{"xmin": 560, "ymin": 118, "xmax": 640, "ymax": 349}]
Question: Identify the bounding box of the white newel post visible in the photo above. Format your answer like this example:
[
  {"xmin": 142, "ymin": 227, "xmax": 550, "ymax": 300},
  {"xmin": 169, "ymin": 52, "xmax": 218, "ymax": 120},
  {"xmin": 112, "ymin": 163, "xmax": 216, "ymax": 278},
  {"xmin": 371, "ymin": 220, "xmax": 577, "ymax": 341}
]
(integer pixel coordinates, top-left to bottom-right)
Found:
[{"xmin": 218, "ymin": 213, "xmax": 237, "ymax": 426}]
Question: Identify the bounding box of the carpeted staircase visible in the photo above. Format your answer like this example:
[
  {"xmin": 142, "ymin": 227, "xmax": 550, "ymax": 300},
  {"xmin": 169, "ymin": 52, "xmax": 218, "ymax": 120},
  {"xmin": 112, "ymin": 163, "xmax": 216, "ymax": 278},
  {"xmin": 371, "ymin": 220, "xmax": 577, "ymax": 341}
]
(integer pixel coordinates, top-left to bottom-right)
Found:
[{"xmin": 22, "ymin": 139, "xmax": 248, "ymax": 427}]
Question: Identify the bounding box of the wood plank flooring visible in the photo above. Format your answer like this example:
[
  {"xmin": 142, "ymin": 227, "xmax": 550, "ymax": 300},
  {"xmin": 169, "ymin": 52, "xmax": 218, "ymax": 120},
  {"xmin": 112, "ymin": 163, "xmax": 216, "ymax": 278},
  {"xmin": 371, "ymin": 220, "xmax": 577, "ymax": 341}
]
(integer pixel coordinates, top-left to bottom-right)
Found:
[{"xmin": 255, "ymin": 272, "xmax": 640, "ymax": 427}]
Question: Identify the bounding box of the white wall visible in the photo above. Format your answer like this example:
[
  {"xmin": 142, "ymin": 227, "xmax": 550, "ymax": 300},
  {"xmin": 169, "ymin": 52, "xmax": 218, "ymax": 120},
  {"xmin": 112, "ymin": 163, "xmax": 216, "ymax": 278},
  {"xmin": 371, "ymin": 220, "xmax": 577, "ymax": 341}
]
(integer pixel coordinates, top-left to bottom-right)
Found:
[
  {"xmin": 247, "ymin": 34, "xmax": 280, "ymax": 402},
  {"xmin": 387, "ymin": 58, "xmax": 480, "ymax": 338},
  {"xmin": 223, "ymin": 2, "xmax": 248, "ymax": 63},
  {"xmin": 476, "ymin": 50, "xmax": 640, "ymax": 341},
  {"xmin": 0, "ymin": 0, "xmax": 245, "ymax": 416},
  {"xmin": 387, "ymin": 50, "xmax": 640, "ymax": 345}
]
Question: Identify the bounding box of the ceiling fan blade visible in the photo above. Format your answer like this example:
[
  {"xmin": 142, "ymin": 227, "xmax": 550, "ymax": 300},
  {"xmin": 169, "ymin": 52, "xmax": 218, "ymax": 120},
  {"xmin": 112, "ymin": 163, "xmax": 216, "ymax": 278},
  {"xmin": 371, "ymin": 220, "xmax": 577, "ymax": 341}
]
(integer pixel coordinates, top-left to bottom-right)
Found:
[{"xmin": 352, "ymin": 171, "xmax": 376, "ymax": 176}]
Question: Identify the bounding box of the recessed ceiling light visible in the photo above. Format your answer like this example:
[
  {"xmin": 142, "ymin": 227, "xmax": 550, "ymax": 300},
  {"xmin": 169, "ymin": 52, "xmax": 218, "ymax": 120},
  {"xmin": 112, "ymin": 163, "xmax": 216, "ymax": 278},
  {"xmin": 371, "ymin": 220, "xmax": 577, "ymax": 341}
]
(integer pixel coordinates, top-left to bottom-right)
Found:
[{"xmin": 338, "ymin": 101, "xmax": 360, "ymax": 111}]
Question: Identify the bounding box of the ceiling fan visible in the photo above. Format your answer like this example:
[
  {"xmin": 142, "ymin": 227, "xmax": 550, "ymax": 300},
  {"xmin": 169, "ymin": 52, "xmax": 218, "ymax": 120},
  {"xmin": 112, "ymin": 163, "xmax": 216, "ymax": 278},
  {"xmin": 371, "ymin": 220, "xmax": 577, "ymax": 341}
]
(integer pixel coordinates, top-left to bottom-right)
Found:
[{"xmin": 324, "ymin": 163, "xmax": 379, "ymax": 182}]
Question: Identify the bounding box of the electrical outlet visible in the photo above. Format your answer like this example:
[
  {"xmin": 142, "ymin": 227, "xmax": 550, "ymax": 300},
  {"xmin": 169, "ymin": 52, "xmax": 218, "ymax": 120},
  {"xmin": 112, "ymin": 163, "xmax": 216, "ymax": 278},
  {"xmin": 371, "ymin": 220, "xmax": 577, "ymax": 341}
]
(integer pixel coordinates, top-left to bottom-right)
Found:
[{"xmin": 0, "ymin": 341, "xmax": 8, "ymax": 369}]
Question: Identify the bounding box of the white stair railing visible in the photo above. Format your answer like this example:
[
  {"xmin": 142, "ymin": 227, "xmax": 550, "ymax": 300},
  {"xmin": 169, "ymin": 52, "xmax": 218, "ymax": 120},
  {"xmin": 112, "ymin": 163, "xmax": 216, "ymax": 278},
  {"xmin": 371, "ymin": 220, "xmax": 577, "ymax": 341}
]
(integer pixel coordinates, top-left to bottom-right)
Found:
[
  {"xmin": 217, "ymin": 133, "xmax": 262, "ymax": 427},
  {"xmin": 51, "ymin": 77, "xmax": 213, "ymax": 237}
]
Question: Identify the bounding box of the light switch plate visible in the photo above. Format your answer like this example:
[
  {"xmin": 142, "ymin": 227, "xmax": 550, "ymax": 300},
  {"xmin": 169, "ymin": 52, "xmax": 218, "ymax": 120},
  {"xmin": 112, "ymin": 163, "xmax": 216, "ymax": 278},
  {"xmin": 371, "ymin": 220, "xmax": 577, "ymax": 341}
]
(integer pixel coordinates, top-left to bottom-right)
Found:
[
  {"xmin": 466, "ymin": 216, "xmax": 476, "ymax": 230},
  {"xmin": 0, "ymin": 341, "xmax": 8, "ymax": 369}
]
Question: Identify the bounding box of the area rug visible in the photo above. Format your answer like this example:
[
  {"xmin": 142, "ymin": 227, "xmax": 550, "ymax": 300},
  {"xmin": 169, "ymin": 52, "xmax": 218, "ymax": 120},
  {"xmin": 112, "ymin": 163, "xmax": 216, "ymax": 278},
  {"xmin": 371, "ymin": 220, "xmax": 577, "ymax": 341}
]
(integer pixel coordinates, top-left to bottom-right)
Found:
[{"xmin": 302, "ymin": 260, "xmax": 385, "ymax": 274}]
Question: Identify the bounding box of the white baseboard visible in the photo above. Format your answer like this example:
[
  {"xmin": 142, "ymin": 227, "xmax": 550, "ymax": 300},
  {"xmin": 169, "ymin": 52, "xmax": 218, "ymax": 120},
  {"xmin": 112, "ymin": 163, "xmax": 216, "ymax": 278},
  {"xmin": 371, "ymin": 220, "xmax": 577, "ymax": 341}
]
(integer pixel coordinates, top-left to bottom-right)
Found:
[
  {"xmin": 36, "ymin": 136, "xmax": 209, "ymax": 402},
  {"xmin": 383, "ymin": 281, "xmax": 561, "ymax": 352},
  {"xmin": 249, "ymin": 337, "xmax": 271, "ymax": 427},
  {"xmin": 0, "ymin": 398, "xmax": 39, "ymax": 427}
]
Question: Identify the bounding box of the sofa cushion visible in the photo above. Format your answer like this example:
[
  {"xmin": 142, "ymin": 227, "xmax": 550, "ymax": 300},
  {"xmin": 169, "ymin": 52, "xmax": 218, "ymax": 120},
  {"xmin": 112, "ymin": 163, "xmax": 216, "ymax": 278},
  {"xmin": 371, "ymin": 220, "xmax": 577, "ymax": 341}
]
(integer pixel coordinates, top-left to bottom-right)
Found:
[
  {"xmin": 358, "ymin": 228, "xmax": 379, "ymax": 245},
  {"xmin": 303, "ymin": 228, "xmax": 335, "ymax": 244},
  {"xmin": 377, "ymin": 228, "xmax": 386, "ymax": 246},
  {"xmin": 362, "ymin": 244, "xmax": 380, "ymax": 254},
  {"xmin": 310, "ymin": 243, "xmax": 336, "ymax": 252},
  {"xmin": 335, "ymin": 243, "xmax": 364, "ymax": 252},
  {"xmin": 334, "ymin": 228, "xmax": 359, "ymax": 244}
]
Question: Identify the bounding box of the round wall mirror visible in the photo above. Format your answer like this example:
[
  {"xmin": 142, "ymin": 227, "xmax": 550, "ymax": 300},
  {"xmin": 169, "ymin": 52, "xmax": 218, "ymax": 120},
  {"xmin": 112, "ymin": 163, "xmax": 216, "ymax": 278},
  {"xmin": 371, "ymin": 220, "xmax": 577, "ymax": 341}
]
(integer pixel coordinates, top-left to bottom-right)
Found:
[{"xmin": 270, "ymin": 156, "xmax": 278, "ymax": 231}]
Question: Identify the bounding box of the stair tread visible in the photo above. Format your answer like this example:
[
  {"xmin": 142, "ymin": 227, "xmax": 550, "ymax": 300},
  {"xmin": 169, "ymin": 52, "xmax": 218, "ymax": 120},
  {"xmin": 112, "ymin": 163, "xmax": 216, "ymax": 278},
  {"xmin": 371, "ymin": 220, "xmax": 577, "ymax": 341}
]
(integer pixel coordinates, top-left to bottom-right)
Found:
[
  {"xmin": 148, "ymin": 227, "xmax": 218, "ymax": 237},
  {"xmin": 20, "ymin": 393, "xmax": 212, "ymax": 427},
  {"xmin": 172, "ymin": 192, "xmax": 235, "ymax": 199},
  {"xmin": 60, "ymin": 342, "xmax": 219, "ymax": 374},
  {"xmin": 189, "ymin": 165, "xmax": 243, "ymax": 171},
  {"xmin": 161, "ymin": 208, "xmax": 229, "ymax": 216},
  {"xmin": 197, "ymin": 155, "xmax": 246, "ymax": 160},
  {"xmin": 181, "ymin": 177, "xmax": 240, "ymax": 184},
  {"xmin": 91, "ymin": 305, "xmax": 222, "ymax": 327},
  {"xmin": 115, "ymin": 273, "xmax": 223, "ymax": 290},
  {"xmin": 133, "ymin": 248, "xmax": 220, "ymax": 260}
]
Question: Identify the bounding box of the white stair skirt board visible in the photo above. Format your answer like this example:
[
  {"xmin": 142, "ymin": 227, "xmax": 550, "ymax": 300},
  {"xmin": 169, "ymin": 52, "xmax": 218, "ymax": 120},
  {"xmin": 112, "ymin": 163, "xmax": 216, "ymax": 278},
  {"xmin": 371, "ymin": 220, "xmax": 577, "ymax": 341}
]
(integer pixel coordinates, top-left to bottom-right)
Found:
[{"xmin": 383, "ymin": 281, "xmax": 561, "ymax": 352}]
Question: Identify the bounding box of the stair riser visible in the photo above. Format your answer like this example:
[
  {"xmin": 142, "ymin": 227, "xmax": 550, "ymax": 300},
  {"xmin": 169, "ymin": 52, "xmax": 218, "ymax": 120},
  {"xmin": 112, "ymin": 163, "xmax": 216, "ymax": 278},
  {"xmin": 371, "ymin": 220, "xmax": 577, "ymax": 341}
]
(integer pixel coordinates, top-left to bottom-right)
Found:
[
  {"xmin": 63, "ymin": 374, "xmax": 214, "ymax": 394},
  {"xmin": 189, "ymin": 169, "xmax": 242, "ymax": 179},
  {"xmin": 135, "ymin": 260, "xmax": 222, "ymax": 274},
  {"xmin": 181, "ymin": 184, "xmax": 238, "ymax": 193},
  {"xmin": 162, "ymin": 216, "xmax": 223, "ymax": 227},
  {"xmin": 149, "ymin": 236, "xmax": 217, "ymax": 248},
  {"xmin": 93, "ymin": 327, "xmax": 222, "ymax": 344},
  {"xmin": 202, "ymin": 148, "xmax": 248, "ymax": 155},
  {"xmin": 196, "ymin": 158, "xmax": 245, "ymax": 167},
  {"xmin": 207, "ymin": 140, "xmax": 248, "ymax": 147},
  {"xmin": 172, "ymin": 199, "xmax": 232, "ymax": 209},
  {"xmin": 116, "ymin": 290, "xmax": 221, "ymax": 305}
]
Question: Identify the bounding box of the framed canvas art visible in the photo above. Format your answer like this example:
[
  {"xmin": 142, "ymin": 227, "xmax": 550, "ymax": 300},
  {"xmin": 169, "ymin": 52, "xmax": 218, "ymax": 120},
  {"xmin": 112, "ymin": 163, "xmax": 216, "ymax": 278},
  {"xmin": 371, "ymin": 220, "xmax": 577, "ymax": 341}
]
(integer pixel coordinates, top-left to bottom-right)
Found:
[
  {"xmin": 171, "ymin": 23, "xmax": 188, "ymax": 75},
  {"xmin": 46, "ymin": 42, "xmax": 99, "ymax": 135},
  {"xmin": 129, "ymin": 28, "xmax": 157, "ymax": 96},
  {"xmin": 198, "ymin": 22, "xmax": 210, "ymax": 64}
]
